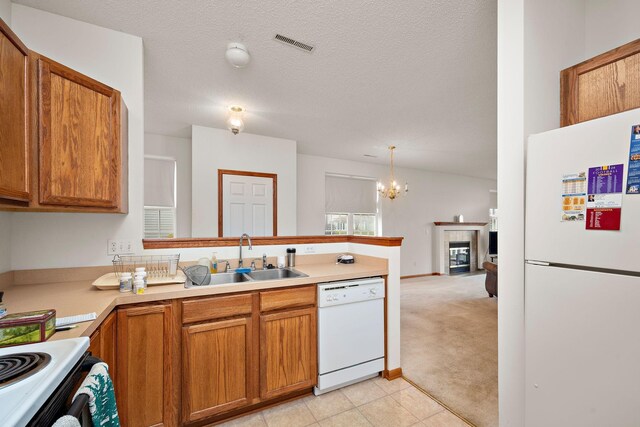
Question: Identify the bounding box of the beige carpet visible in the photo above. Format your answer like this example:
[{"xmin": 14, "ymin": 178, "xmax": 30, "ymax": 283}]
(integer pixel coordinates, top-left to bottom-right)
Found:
[{"xmin": 401, "ymin": 273, "xmax": 498, "ymax": 427}]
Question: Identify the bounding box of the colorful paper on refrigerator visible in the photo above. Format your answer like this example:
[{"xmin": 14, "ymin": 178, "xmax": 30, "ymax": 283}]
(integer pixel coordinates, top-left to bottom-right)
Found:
[
  {"xmin": 561, "ymin": 172, "xmax": 586, "ymax": 221},
  {"xmin": 626, "ymin": 124, "xmax": 640, "ymax": 194},
  {"xmin": 586, "ymin": 164, "xmax": 623, "ymax": 230}
]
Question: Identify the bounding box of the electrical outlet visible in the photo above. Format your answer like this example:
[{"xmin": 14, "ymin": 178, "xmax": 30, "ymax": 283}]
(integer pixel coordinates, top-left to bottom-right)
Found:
[
  {"xmin": 304, "ymin": 245, "xmax": 316, "ymax": 254},
  {"xmin": 108, "ymin": 239, "xmax": 134, "ymax": 255},
  {"xmin": 108, "ymin": 239, "xmax": 119, "ymax": 255}
]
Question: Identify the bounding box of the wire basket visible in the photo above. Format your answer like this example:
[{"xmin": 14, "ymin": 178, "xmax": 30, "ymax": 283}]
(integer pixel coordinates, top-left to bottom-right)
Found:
[
  {"xmin": 181, "ymin": 265, "xmax": 211, "ymax": 287},
  {"xmin": 112, "ymin": 254, "xmax": 180, "ymax": 278}
]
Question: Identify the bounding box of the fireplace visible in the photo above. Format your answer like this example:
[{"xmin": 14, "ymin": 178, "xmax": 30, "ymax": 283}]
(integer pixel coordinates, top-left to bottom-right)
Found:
[{"xmin": 449, "ymin": 241, "xmax": 471, "ymax": 274}]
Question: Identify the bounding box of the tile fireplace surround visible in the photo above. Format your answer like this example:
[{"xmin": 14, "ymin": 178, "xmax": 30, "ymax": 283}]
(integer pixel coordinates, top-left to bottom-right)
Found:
[{"xmin": 432, "ymin": 222, "xmax": 489, "ymax": 275}]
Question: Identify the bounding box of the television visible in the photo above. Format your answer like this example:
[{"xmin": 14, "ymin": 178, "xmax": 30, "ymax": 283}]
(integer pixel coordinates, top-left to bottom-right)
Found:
[{"xmin": 489, "ymin": 231, "xmax": 498, "ymax": 255}]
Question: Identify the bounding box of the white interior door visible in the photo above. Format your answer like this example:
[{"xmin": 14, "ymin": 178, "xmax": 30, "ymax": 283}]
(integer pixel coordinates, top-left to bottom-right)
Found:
[{"xmin": 222, "ymin": 174, "xmax": 274, "ymax": 237}]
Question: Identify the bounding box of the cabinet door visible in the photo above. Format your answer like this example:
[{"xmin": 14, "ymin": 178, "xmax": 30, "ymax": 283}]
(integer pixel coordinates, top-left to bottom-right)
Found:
[
  {"xmin": 37, "ymin": 55, "xmax": 123, "ymax": 209},
  {"xmin": 182, "ymin": 317, "xmax": 253, "ymax": 422},
  {"xmin": 88, "ymin": 328, "xmax": 101, "ymax": 359},
  {"xmin": 88, "ymin": 312, "xmax": 117, "ymax": 386},
  {"xmin": 0, "ymin": 19, "xmax": 31, "ymax": 203},
  {"xmin": 99, "ymin": 311, "xmax": 117, "ymax": 381},
  {"xmin": 117, "ymin": 303, "xmax": 177, "ymax": 427},
  {"xmin": 260, "ymin": 307, "xmax": 317, "ymax": 399}
]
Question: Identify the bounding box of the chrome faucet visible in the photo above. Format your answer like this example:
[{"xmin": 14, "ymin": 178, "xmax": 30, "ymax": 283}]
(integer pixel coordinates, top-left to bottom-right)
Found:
[{"xmin": 238, "ymin": 233, "xmax": 253, "ymax": 268}]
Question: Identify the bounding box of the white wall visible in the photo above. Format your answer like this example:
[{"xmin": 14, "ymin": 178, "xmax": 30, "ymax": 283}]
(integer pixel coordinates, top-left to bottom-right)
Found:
[
  {"xmin": 524, "ymin": 0, "xmax": 586, "ymax": 136},
  {"xmin": 0, "ymin": 0, "xmax": 10, "ymax": 26},
  {"xmin": 8, "ymin": 4, "xmax": 144, "ymax": 270},
  {"xmin": 191, "ymin": 126, "xmax": 297, "ymax": 237},
  {"xmin": 0, "ymin": 213, "xmax": 11, "ymax": 273},
  {"xmin": 144, "ymin": 133, "xmax": 192, "ymax": 238},
  {"xmin": 585, "ymin": 0, "xmax": 640, "ymax": 58},
  {"xmin": 297, "ymin": 154, "xmax": 496, "ymax": 277},
  {"xmin": 497, "ymin": 2, "xmax": 527, "ymax": 423},
  {"xmin": 499, "ymin": 0, "xmax": 588, "ymax": 424}
]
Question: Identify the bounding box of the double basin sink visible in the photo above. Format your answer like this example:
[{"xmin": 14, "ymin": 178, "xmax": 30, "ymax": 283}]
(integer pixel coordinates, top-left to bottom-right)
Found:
[{"xmin": 205, "ymin": 268, "xmax": 308, "ymax": 286}]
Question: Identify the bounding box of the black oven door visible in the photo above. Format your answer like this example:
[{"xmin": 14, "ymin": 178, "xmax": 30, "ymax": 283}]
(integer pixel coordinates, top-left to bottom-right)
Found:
[{"xmin": 28, "ymin": 353, "xmax": 102, "ymax": 427}]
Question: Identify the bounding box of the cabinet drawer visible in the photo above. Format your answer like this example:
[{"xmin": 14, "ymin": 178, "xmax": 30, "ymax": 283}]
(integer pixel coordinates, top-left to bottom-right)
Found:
[
  {"xmin": 182, "ymin": 293, "xmax": 253, "ymax": 324},
  {"xmin": 260, "ymin": 285, "xmax": 316, "ymax": 312}
]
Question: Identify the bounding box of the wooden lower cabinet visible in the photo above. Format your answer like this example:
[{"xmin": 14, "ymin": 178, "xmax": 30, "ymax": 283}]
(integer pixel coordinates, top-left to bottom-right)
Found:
[
  {"xmin": 104, "ymin": 286, "xmax": 317, "ymax": 426},
  {"xmin": 260, "ymin": 307, "xmax": 317, "ymax": 400},
  {"xmin": 99, "ymin": 311, "xmax": 117, "ymax": 374},
  {"xmin": 182, "ymin": 317, "xmax": 253, "ymax": 423},
  {"xmin": 117, "ymin": 302, "xmax": 178, "ymax": 427},
  {"xmin": 88, "ymin": 311, "xmax": 117, "ymax": 379}
]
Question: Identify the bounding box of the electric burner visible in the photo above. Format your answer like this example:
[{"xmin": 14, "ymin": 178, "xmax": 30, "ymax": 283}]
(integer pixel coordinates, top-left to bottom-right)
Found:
[{"xmin": 0, "ymin": 352, "xmax": 51, "ymax": 389}]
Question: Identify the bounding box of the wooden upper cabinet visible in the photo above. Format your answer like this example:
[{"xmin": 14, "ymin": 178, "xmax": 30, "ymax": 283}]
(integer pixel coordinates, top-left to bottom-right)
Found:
[
  {"xmin": 561, "ymin": 38, "xmax": 640, "ymax": 127},
  {"xmin": 117, "ymin": 303, "xmax": 178, "ymax": 427},
  {"xmin": 260, "ymin": 307, "xmax": 317, "ymax": 400},
  {"xmin": 0, "ymin": 19, "xmax": 31, "ymax": 204},
  {"xmin": 37, "ymin": 55, "xmax": 127, "ymax": 211},
  {"xmin": 182, "ymin": 317, "xmax": 254, "ymax": 422}
]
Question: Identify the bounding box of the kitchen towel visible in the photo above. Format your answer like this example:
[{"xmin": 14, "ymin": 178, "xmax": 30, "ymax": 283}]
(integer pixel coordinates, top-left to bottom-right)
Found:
[{"xmin": 73, "ymin": 362, "xmax": 120, "ymax": 427}]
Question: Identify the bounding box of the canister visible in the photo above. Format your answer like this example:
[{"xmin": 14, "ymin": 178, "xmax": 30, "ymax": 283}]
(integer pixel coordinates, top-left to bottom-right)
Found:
[{"xmin": 286, "ymin": 248, "xmax": 296, "ymax": 267}]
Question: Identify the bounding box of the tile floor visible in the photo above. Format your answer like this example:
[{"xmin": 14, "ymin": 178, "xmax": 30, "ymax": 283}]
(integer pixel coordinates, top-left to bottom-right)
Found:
[{"xmin": 217, "ymin": 377, "xmax": 471, "ymax": 427}]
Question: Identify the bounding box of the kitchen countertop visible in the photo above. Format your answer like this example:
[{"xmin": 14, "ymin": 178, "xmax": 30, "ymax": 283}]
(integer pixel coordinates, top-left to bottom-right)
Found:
[{"xmin": 2, "ymin": 260, "xmax": 387, "ymax": 341}]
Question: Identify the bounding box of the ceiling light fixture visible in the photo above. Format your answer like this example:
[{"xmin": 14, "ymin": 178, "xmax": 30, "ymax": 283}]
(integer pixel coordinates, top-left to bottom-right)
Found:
[
  {"xmin": 225, "ymin": 42, "xmax": 251, "ymax": 68},
  {"xmin": 226, "ymin": 106, "xmax": 245, "ymax": 135},
  {"xmin": 377, "ymin": 146, "xmax": 408, "ymax": 200}
]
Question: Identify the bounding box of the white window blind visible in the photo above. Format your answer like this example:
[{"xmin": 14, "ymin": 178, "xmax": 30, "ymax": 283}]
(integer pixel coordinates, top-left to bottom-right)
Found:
[
  {"xmin": 144, "ymin": 207, "xmax": 175, "ymax": 238},
  {"xmin": 144, "ymin": 157, "xmax": 176, "ymax": 207},
  {"xmin": 325, "ymin": 175, "xmax": 377, "ymax": 214}
]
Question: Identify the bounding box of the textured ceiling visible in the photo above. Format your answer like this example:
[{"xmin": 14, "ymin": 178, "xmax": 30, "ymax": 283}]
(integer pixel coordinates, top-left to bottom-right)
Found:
[{"xmin": 14, "ymin": 0, "xmax": 497, "ymax": 179}]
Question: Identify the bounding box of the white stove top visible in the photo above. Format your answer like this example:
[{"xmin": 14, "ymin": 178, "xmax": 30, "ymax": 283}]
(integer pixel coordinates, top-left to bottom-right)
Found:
[{"xmin": 0, "ymin": 337, "xmax": 89, "ymax": 427}]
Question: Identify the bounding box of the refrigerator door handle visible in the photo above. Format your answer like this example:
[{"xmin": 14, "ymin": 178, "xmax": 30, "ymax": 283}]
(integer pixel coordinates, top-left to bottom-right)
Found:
[{"xmin": 526, "ymin": 260, "xmax": 550, "ymax": 266}]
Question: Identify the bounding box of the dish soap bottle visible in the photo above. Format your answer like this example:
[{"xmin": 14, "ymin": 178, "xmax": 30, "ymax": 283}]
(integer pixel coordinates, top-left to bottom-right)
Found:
[{"xmin": 211, "ymin": 252, "xmax": 218, "ymax": 273}]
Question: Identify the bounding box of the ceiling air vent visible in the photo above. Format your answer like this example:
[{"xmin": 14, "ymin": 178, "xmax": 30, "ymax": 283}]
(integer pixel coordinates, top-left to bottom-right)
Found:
[{"xmin": 274, "ymin": 34, "xmax": 314, "ymax": 53}]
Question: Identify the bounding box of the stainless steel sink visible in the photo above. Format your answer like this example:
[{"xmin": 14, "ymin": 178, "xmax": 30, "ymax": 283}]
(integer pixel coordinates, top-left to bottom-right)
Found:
[
  {"xmin": 246, "ymin": 268, "xmax": 308, "ymax": 281},
  {"xmin": 207, "ymin": 272, "xmax": 253, "ymax": 285},
  {"xmin": 188, "ymin": 268, "xmax": 308, "ymax": 287}
]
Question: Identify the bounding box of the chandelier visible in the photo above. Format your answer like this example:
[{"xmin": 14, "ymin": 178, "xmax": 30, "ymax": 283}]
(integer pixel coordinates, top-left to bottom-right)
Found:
[{"xmin": 377, "ymin": 146, "xmax": 408, "ymax": 200}]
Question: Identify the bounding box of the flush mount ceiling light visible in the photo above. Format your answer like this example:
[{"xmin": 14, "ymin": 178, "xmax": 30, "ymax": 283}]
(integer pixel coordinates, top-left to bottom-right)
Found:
[
  {"xmin": 225, "ymin": 42, "xmax": 251, "ymax": 68},
  {"xmin": 226, "ymin": 105, "xmax": 245, "ymax": 135},
  {"xmin": 377, "ymin": 146, "xmax": 408, "ymax": 200}
]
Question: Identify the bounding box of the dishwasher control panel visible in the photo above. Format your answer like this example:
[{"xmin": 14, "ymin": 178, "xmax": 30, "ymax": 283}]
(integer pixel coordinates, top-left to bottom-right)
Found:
[{"xmin": 317, "ymin": 278, "xmax": 385, "ymax": 307}]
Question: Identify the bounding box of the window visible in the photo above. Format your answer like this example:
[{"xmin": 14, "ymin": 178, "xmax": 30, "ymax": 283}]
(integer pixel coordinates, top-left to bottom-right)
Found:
[
  {"xmin": 144, "ymin": 156, "xmax": 176, "ymax": 238},
  {"xmin": 324, "ymin": 174, "xmax": 380, "ymax": 236},
  {"xmin": 353, "ymin": 213, "xmax": 377, "ymax": 236},
  {"xmin": 325, "ymin": 213, "xmax": 349, "ymax": 235},
  {"xmin": 144, "ymin": 207, "xmax": 176, "ymax": 238},
  {"xmin": 325, "ymin": 213, "xmax": 377, "ymax": 236}
]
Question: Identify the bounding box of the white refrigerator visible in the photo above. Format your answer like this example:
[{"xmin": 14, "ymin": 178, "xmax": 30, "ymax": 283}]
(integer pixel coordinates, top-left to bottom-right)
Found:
[{"xmin": 525, "ymin": 109, "xmax": 640, "ymax": 427}]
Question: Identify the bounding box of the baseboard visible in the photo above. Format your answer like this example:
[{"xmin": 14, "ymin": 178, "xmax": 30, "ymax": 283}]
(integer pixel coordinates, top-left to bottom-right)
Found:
[
  {"xmin": 382, "ymin": 367, "xmax": 403, "ymax": 380},
  {"xmin": 400, "ymin": 273, "xmax": 440, "ymax": 279}
]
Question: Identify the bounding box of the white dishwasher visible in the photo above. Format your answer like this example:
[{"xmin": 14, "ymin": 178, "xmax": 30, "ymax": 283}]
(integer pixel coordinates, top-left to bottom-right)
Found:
[{"xmin": 314, "ymin": 277, "xmax": 385, "ymax": 395}]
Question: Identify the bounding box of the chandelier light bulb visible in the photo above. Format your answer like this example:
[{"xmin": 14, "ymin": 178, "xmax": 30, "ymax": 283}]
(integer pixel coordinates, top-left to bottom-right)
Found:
[
  {"xmin": 226, "ymin": 105, "xmax": 245, "ymax": 135},
  {"xmin": 377, "ymin": 146, "xmax": 408, "ymax": 201}
]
